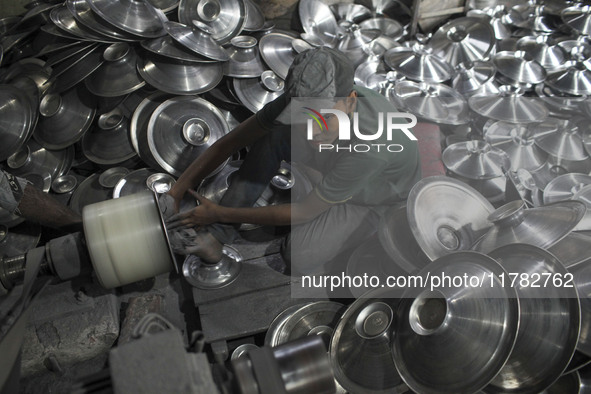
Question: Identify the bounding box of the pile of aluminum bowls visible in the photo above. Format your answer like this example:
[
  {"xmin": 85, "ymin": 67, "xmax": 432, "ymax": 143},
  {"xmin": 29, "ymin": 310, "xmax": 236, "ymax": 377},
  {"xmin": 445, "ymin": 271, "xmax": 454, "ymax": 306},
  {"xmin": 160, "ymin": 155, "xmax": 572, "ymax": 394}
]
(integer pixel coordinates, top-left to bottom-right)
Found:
[{"xmin": 2, "ymin": 0, "xmax": 591, "ymax": 392}]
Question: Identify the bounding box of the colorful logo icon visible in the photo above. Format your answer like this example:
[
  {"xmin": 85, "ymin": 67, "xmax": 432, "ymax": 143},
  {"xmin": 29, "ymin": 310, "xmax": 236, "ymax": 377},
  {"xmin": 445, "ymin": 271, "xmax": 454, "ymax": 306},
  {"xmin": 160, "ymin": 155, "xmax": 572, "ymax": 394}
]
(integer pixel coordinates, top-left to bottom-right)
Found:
[{"xmin": 302, "ymin": 107, "xmax": 328, "ymax": 132}]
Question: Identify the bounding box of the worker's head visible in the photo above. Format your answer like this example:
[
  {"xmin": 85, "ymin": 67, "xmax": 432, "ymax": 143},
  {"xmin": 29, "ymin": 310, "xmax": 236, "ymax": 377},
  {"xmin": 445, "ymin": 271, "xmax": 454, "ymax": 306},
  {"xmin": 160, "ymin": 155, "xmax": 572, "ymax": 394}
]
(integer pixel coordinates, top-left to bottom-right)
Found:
[{"xmin": 279, "ymin": 47, "xmax": 357, "ymax": 145}]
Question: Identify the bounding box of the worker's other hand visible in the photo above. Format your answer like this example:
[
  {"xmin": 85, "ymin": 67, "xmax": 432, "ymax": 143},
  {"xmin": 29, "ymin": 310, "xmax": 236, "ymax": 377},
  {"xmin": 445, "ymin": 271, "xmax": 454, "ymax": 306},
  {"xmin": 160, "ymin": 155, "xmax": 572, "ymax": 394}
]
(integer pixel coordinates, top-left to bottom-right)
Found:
[
  {"xmin": 158, "ymin": 193, "xmax": 178, "ymax": 221},
  {"xmin": 166, "ymin": 190, "xmax": 219, "ymax": 229}
]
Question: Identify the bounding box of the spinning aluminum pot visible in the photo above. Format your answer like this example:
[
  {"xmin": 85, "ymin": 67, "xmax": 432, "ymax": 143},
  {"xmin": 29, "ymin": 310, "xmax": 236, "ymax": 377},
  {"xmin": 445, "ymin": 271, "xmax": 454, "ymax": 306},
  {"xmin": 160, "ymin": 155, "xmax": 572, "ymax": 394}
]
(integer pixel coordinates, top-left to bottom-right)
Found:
[
  {"xmin": 337, "ymin": 23, "xmax": 381, "ymax": 67},
  {"xmin": 82, "ymin": 109, "xmax": 137, "ymax": 166},
  {"xmin": 299, "ymin": 0, "xmax": 339, "ymax": 47},
  {"xmin": 384, "ymin": 44, "xmax": 454, "ymax": 83},
  {"xmin": 130, "ymin": 91, "xmax": 173, "ymax": 170},
  {"xmin": 136, "ymin": 53, "xmax": 223, "ymax": 95},
  {"xmin": 543, "ymin": 173, "xmax": 591, "ymax": 205},
  {"xmin": 534, "ymin": 118, "xmax": 591, "ymax": 173},
  {"xmin": 87, "ymin": 0, "xmax": 167, "ymax": 38},
  {"xmin": 0, "ymin": 84, "xmax": 37, "ymax": 161},
  {"xmin": 452, "ymin": 60, "xmax": 498, "ymax": 97},
  {"xmin": 562, "ymin": 5, "xmax": 591, "ymax": 36},
  {"xmin": 266, "ymin": 301, "xmax": 344, "ymax": 347},
  {"xmin": 331, "ymin": 3, "xmax": 371, "ymax": 24},
  {"xmin": 407, "ymin": 176, "xmax": 494, "ymax": 261},
  {"xmin": 33, "ymin": 86, "xmax": 95, "ymax": 150},
  {"xmin": 49, "ymin": 5, "xmax": 116, "ymax": 43},
  {"xmin": 69, "ymin": 173, "xmax": 113, "ymax": 214},
  {"xmin": 6, "ymin": 140, "xmax": 74, "ymax": 192},
  {"xmin": 178, "ymin": 0, "xmax": 246, "ymax": 44},
  {"xmin": 233, "ymin": 70, "xmax": 284, "ymax": 113},
  {"xmin": 516, "ymin": 35, "xmax": 567, "ymax": 71},
  {"xmin": 163, "ymin": 21, "xmax": 229, "ymax": 61},
  {"xmin": 243, "ymin": 0, "xmax": 264, "ymax": 31},
  {"xmin": 569, "ymin": 261, "xmax": 591, "ymax": 358},
  {"xmin": 46, "ymin": 44, "xmax": 105, "ymax": 94},
  {"xmin": 393, "ymin": 252, "xmax": 519, "ymax": 394},
  {"xmin": 471, "ymin": 200, "xmax": 586, "ymax": 254},
  {"xmin": 66, "ymin": 0, "xmax": 140, "ymax": 42},
  {"xmin": 329, "ymin": 287, "xmax": 405, "ymax": 393},
  {"xmin": 182, "ymin": 245, "xmax": 242, "ymax": 289},
  {"xmin": 259, "ymin": 32, "xmax": 297, "ymax": 80},
  {"xmin": 359, "ymin": 17, "xmax": 403, "ymax": 41},
  {"xmin": 468, "ymin": 85, "xmax": 548, "ymax": 123},
  {"xmin": 378, "ymin": 204, "xmax": 430, "ymax": 273},
  {"xmin": 549, "ymin": 231, "xmax": 591, "ymax": 268},
  {"xmin": 486, "ymin": 244, "xmax": 580, "ymax": 394},
  {"xmin": 493, "ymin": 50, "xmax": 547, "ymax": 85},
  {"xmin": 428, "ymin": 17, "xmax": 495, "ymax": 67},
  {"xmin": 223, "ymin": 35, "xmax": 266, "ymax": 78},
  {"xmin": 484, "ymin": 120, "xmax": 548, "ymax": 172},
  {"xmin": 83, "ymin": 190, "xmax": 176, "ymax": 289},
  {"xmin": 147, "ymin": 96, "xmax": 229, "ymax": 177},
  {"xmin": 84, "ymin": 43, "xmax": 145, "ymax": 97},
  {"xmin": 388, "ymin": 81, "xmax": 469, "ymax": 125},
  {"xmin": 443, "ymin": 140, "xmax": 511, "ymax": 180}
]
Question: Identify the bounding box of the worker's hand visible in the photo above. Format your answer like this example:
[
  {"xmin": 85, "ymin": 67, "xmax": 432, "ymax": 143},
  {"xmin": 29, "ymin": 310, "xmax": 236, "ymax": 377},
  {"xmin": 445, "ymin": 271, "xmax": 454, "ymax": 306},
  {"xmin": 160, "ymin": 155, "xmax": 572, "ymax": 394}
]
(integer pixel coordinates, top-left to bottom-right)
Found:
[
  {"xmin": 158, "ymin": 193, "xmax": 179, "ymax": 221},
  {"xmin": 166, "ymin": 190, "xmax": 220, "ymax": 229}
]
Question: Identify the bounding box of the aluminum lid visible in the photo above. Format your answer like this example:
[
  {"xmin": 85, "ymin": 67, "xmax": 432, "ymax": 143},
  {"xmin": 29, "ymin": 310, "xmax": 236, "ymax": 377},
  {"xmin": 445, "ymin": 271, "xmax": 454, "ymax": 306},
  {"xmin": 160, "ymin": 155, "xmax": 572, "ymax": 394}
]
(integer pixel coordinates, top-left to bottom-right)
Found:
[
  {"xmin": 534, "ymin": 118, "xmax": 589, "ymax": 161},
  {"xmin": 388, "ymin": 81, "xmax": 469, "ymax": 125},
  {"xmin": 137, "ymin": 53, "xmax": 223, "ymax": 95},
  {"xmin": 233, "ymin": 70, "xmax": 284, "ymax": 113},
  {"xmin": 359, "ymin": 17, "xmax": 403, "ymax": 40},
  {"xmin": 443, "ymin": 140, "xmax": 511, "ymax": 180},
  {"xmin": 259, "ymin": 32, "xmax": 297, "ymax": 80},
  {"xmin": 428, "ymin": 16, "xmax": 495, "ymax": 66},
  {"xmin": 34, "ymin": 87, "xmax": 95, "ymax": 150},
  {"xmin": 85, "ymin": 43, "xmax": 145, "ymax": 97},
  {"xmin": 384, "ymin": 44, "xmax": 454, "ymax": 83},
  {"xmin": 299, "ymin": 0, "xmax": 339, "ymax": 47},
  {"xmin": 82, "ymin": 109, "xmax": 137, "ymax": 165},
  {"xmin": 468, "ymin": 85, "xmax": 548, "ymax": 123},
  {"xmin": 178, "ymin": 0, "xmax": 246, "ymax": 44},
  {"xmin": 471, "ymin": 200, "xmax": 586, "ymax": 254},
  {"xmin": 487, "ymin": 244, "xmax": 580, "ymax": 394},
  {"xmin": 87, "ymin": 0, "xmax": 167, "ymax": 38},
  {"xmin": 66, "ymin": 0, "xmax": 140, "ymax": 42},
  {"xmin": 407, "ymin": 176, "xmax": 495, "ymax": 261},
  {"xmin": 330, "ymin": 287, "xmax": 403, "ymax": 393},
  {"xmin": 484, "ymin": 121, "xmax": 548, "ymax": 172},
  {"xmin": 452, "ymin": 60, "xmax": 496, "ymax": 95},
  {"xmin": 147, "ymin": 96, "xmax": 229, "ymax": 176},
  {"xmin": 164, "ymin": 21, "xmax": 229, "ymax": 61},
  {"xmin": 223, "ymin": 35, "xmax": 266, "ymax": 78},
  {"xmin": 393, "ymin": 252, "xmax": 519, "ymax": 394},
  {"xmin": 0, "ymin": 84, "xmax": 36, "ymax": 162},
  {"xmin": 140, "ymin": 35, "xmax": 218, "ymax": 63},
  {"xmin": 493, "ymin": 50, "xmax": 547, "ymax": 85}
]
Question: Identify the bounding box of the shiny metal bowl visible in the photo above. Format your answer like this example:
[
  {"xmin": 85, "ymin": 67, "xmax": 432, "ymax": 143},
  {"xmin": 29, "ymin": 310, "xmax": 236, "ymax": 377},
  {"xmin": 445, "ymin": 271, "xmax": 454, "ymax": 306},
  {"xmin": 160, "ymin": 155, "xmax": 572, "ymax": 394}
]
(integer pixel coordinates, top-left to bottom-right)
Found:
[
  {"xmin": 223, "ymin": 35, "xmax": 266, "ymax": 78},
  {"xmin": 393, "ymin": 252, "xmax": 519, "ymax": 394},
  {"xmin": 178, "ymin": 0, "xmax": 246, "ymax": 44},
  {"xmin": 407, "ymin": 176, "xmax": 494, "ymax": 261}
]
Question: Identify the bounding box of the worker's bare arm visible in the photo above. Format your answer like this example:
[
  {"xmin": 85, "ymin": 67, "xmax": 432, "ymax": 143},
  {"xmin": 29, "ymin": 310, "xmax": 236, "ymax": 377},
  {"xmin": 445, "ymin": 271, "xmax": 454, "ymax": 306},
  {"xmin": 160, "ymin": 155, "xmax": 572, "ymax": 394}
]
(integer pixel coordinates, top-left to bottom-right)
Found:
[
  {"xmin": 168, "ymin": 115, "xmax": 268, "ymax": 209},
  {"xmin": 167, "ymin": 189, "xmax": 331, "ymax": 229}
]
